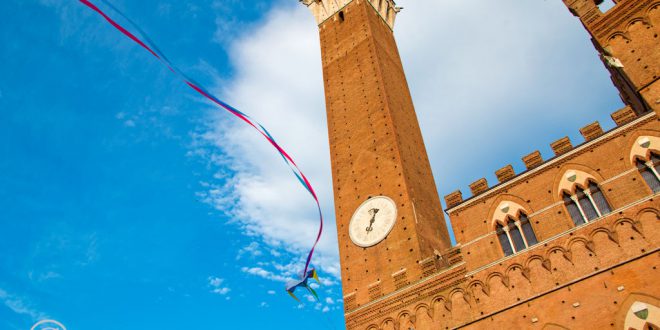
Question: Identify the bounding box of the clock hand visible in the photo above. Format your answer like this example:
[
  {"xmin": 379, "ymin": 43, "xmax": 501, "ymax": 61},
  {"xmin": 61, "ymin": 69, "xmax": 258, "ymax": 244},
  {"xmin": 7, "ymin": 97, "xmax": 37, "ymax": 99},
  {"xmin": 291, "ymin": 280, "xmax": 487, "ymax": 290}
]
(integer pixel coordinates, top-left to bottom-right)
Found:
[{"xmin": 365, "ymin": 208, "xmax": 379, "ymax": 232}]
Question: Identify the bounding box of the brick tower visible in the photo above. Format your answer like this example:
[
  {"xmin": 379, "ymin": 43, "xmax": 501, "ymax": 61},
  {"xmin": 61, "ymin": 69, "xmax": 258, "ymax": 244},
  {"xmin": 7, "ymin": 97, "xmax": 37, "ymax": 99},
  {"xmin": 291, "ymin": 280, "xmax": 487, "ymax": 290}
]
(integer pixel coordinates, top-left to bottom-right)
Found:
[
  {"xmin": 301, "ymin": 0, "xmax": 452, "ymax": 311},
  {"xmin": 562, "ymin": 0, "xmax": 660, "ymax": 115},
  {"xmin": 303, "ymin": 0, "xmax": 660, "ymax": 329}
]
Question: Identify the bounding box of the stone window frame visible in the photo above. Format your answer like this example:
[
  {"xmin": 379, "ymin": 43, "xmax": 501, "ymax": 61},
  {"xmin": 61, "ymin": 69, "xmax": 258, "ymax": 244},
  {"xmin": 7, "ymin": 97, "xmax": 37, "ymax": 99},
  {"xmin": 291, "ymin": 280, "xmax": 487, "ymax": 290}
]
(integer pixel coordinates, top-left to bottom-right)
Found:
[
  {"xmin": 561, "ymin": 179, "xmax": 611, "ymax": 226},
  {"xmin": 491, "ymin": 201, "xmax": 538, "ymax": 256},
  {"xmin": 630, "ymin": 136, "xmax": 660, "ymax": 194}
]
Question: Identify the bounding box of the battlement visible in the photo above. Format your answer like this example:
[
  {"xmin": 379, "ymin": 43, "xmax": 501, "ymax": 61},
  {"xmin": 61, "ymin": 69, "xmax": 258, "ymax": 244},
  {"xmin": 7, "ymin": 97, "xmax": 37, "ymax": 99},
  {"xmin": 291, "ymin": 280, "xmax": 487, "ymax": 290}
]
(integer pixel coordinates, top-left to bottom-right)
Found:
[
  {"xmin": 300, "ymin": 0, "xmax": 401, "ymax": 29},
  {"xmin": 445, "ymin": 106, "xmax": 644, "ymax": 211}
]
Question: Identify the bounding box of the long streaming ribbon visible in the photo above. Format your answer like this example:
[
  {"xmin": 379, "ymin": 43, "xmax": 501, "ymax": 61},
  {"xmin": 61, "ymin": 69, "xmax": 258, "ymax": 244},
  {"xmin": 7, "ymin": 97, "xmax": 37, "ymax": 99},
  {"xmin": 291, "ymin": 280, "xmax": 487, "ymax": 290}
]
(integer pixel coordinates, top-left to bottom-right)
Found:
[{"xmin": 79, "ymin": 0, "xmax": 323, "ymax": 278}]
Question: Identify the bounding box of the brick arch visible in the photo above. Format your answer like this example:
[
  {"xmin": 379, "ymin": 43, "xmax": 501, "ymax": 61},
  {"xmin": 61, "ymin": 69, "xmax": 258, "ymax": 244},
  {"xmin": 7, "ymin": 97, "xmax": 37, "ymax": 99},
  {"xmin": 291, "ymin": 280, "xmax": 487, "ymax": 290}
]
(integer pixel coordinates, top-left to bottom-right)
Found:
[
  {"xmin": 650, "ymin": 2, "xmax": 660, "ymax": 23},
  {"xmin": 380, "ymin": 317, "xmax": 396, "ymax": 330},
  {"xmin": 589, "ymin": 226, "xmax": 620, "ymax": 245},
  {"xmin": 449, "ymin": 287, "xmax": 468, "ymax": 300},
  {"xmin": 542, "ymin": 323, "xmax": 570, "ymax": 330},
  {"xmin": 545, "ymin": 245, "xmax": 571, "ymax": 262},
  {"xmin": 607, "ymin": 31, "xmax": 632, "ymax": 42},
  {"xmin": 485, "ymin": 272, "xmax": 507, "ymax": 287},
  {"xmin": 468, "ymin": 279, "xmax": 490, "ymax": 296},
  {"xmin": 552, "ymin": 163, "xmax": 604, "ymax": 200},
  {"xmin": 625, "ymin": 17, "xmax": 653, "ymax": 32},
  {"xmin": 430, "ymin": 295, "xmax": 450, "ymax": 312},
  {"xmin": 365, "ymin": 324, "xmax": 379, "ymax": 330},
  {"xmin": 523, "ymin": 254, "xmax": 545, "ymax": 268},
  {"xmin": 635, "ymin": 207, "xmax": 660, "ymax": 219},
  {"xmin": 414, "ymin": 303, "xmax": 432, "ymax": 318},
  {"xmin": 613, "ymin": 217, "xmax": 639, "ymax": 229},
  {"xmin": 504, "ymin": 263, "xmax": 525, "ymax": 277},
  {"xmin": 396, "ymin": 309, "xmax": 412, "ymax": 320},
  {"xmin": 566, "ymin": 236, "xmax": 593, "ymax": 253},
  {"xmin": 613, "ymin": 217, "xmax": 645, "ymax": 238}
]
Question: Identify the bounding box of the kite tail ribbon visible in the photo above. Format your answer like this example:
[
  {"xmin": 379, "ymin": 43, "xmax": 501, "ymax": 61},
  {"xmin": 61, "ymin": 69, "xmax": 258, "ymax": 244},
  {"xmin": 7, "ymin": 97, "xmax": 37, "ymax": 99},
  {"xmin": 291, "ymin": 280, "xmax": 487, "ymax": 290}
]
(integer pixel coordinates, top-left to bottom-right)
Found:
[{"xmin": 79, "ymin": 0, "xmax": 323, "ymax": 277}]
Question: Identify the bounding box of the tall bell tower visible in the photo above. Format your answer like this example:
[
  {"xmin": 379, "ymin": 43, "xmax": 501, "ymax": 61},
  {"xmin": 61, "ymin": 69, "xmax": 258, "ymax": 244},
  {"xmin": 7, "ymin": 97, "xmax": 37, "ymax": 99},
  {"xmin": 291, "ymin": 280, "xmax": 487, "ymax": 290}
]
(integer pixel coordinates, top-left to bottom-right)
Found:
[
  {"xmin": 562, "ymin": 0, "xmax": 660, "ymax": 115},
  {"xmin": 301, "ymin": 0, "xmax": 452, "ymax": 311}
]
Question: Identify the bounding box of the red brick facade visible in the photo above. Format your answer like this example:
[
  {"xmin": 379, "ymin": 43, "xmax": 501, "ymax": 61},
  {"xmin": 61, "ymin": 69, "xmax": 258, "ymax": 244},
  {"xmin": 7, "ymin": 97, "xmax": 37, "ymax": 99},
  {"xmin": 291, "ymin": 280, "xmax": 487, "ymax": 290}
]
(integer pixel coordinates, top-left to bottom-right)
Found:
[{"xmin": 304, "ymin": 0, "xmax": 660, "ymax": 328}]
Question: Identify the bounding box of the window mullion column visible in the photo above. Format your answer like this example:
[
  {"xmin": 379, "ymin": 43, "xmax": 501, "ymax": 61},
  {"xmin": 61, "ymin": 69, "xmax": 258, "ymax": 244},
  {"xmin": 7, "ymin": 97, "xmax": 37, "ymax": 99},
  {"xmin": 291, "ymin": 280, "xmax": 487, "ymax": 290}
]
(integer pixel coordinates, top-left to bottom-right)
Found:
[
  {"xmin": 515, "ymin": 220, "xmax": 529, "ymax": 248},
  {"xmin": 584, "ymin": 189, "xmax": 602, "ymax": 218},
  {"xmin": 503, "ymin": 226, "xmax": 516, "ymax": 253},
  {"xmin": 570, "ymin": 195, "xmax": 589, "ymax": 223},
  {"xmin": 646, "ymin": 161, "xmax": 660, "ymax": 183}
]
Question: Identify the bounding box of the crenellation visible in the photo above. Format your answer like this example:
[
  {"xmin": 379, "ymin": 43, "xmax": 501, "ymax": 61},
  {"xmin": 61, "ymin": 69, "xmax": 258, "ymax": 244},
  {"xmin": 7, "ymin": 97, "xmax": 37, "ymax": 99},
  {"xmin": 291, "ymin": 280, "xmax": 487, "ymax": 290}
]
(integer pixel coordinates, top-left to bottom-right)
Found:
[
  {"xmin": 550, "ymin": 136, "xmax": 574, "ymax": 156},
  {"xmin": 468, "ymin": 178, "xmax": 488, "ymax": 196},
  {"xmin": 444, "ymin": 190, "xmax": 463, "ymax": 209},
  {"xmin": 611, "ymin": 105, "xmax": 638, "ymax": 126},
  {"xmin": 579, "ymin": 121, "xmax": 604, "ymax": 141},
  {"xmin": 495, "ymin": 164, "xmax": 515, "ymax": 183},
  {"xmin": 522, "ymin": 150, "xmax": 544, "ymax": 170}
]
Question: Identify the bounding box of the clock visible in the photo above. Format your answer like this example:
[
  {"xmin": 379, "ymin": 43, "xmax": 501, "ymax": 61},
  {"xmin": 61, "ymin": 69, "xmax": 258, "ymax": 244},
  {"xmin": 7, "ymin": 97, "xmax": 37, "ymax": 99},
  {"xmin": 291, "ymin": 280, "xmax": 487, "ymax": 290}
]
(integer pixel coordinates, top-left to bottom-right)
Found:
[{"xmin": 349, "ymin": 196, "xmax": 398, "ymax": 247}]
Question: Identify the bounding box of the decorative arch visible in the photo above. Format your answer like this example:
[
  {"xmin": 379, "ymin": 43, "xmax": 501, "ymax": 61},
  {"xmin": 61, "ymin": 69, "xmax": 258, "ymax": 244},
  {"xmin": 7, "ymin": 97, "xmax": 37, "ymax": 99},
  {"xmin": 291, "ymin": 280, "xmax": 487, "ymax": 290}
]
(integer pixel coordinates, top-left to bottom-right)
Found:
[
  {"xmin": 504, "ymin": 263, "xmax": 525, "ymax": 276},
  {"xmin": 615, "ymin": 293, "xmax": 660, "ymax": 330},
  {"xmin": 557, "ymin": 169, "xmax": 597, "ymax": 197},
  {"xmin": 625, "ymin": 17, "xmax": 653, "ymax": 32},
  {"xmin": 566, "ymin": 236, "xmax": 595, "ymax": 254},
  {"xmin": 414, "ymin": 303, "xmax": 432, "ymax": 319},
  {"xmin": 607, "ymin": 31, "xmax": 632, "ymax": 42},
  {"xmin": 546, "ymin": 246, "xmax": 573, "ymax": 263},
  {"xmin": 491, "ymin": 201, "xmax": 527, "ymax": 227},
  {"xmin": 468, "ymin": 280, "xmax": 490, "ymax": 297},
  {"xmin": 380, "ymin": 317, "xmax": 396, "ymax": 330},
  {"xmin": 629, "ymin": 136, "xmax": 660, "ymax": 165},
  {"xmin": 430, "ymin": 295, "xmax": 450, "ymax": 312}
]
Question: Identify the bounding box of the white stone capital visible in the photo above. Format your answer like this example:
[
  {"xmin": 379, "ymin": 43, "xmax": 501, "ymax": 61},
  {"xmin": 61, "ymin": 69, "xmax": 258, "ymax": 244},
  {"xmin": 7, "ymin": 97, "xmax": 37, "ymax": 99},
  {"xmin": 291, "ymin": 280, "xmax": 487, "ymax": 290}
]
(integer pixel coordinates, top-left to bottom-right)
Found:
[{"xmin": 300, "ymin": 0, "xmax": 401, "ymax": 29}]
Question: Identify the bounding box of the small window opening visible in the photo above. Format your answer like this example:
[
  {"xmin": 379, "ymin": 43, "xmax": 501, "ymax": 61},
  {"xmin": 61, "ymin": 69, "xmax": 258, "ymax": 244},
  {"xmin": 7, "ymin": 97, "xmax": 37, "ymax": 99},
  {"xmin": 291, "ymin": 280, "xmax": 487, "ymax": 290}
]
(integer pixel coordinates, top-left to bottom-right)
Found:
[
  {"xmin": 595, "ymin": 0, "xmax": 616, "ymax": 13},
  {"xmin": 338, "ymin": 11, "xmax": 345, "ymax": 22}
]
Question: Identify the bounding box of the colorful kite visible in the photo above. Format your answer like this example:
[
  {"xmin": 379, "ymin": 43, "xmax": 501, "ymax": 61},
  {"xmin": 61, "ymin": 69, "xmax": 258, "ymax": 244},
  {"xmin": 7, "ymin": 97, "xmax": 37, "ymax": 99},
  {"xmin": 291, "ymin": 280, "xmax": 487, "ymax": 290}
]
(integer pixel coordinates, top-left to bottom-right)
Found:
[
  {"xmin": 78, "ymin": 0, "xmax": 323, "ymax": 299},
  {"xmin": 286, "ymin": 268, "xmax": 321, "ymax": 302}
]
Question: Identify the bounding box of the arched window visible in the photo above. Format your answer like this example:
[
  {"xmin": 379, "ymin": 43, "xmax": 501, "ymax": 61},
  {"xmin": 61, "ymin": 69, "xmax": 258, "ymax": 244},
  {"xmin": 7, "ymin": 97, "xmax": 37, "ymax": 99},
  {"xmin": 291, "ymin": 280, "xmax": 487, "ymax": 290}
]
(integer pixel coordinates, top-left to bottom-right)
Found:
[
  {"xmin": 496, "ymin": 213, "xmax": 538, "ymax": 256},
  {"xmin": 563, "ymin": 181, "xmax": 611, "ymax": 226},
  {"xmin": 636, "ymin": 153, "xmax": 660, "ymax": 193}
]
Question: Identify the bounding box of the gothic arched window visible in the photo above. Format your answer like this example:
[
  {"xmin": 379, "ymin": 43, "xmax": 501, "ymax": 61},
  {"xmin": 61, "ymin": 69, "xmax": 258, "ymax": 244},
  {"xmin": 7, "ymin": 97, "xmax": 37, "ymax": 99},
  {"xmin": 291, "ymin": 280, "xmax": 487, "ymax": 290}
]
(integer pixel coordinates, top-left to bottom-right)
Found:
[
  {"xmin": 495, "ymin": 213, "xmax": 538, "ymax": 256},
  {"xmin": 563, "ymin": 181, "xmax": 611, "ymax": 226},
  {"xmin": 636, "ymin": 153, "xmax": 660, "ymax": 193}
]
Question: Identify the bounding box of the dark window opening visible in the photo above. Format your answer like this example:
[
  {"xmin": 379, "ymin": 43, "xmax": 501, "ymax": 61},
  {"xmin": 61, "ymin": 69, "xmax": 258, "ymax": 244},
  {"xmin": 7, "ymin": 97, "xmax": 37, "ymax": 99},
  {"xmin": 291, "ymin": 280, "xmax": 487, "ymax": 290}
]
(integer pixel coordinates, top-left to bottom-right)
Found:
[
  {"xmin": 496, "ymin": 224, "xmax": 513, "ymax": 256},
  {"xmin": 564, "ymin": 193, "xmax": 585, "ymax": 226},
  {"xmin": 338, "ymin": 11, "xmax": 345, "ymax": 22}
]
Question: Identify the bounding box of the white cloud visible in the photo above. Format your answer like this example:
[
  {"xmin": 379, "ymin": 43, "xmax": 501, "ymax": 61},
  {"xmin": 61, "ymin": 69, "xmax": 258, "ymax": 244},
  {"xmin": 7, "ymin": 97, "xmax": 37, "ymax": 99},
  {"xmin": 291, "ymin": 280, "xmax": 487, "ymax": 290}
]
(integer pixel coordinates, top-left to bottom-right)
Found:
[
  {"xmin": 208, "ymin": 276, "xmax": 231, "ymax": 296},
  {"xmin": 241, "ymin": 266, "xmax": 291, "ymax": 283},
  {"xmin": 267, "ymin": 290, "xmax": 276, "ymax": 295},
  {"xmin": 322, "ymin": 306, "xmax": 330, "ymax": 313},
  {"xmin": 198, "ymin": 0, "xmax": 622, "ymax": 284},
  {"xmin": 237, "ymin": 242, "xmax": 263, "ymax": 260},
  {"xmin": 0, "ymin": 288, "xmax": 46, "ymax": 321},
  {"xmin": 325, "ymin": 297, "xmax": 334, "ymax": 305}
]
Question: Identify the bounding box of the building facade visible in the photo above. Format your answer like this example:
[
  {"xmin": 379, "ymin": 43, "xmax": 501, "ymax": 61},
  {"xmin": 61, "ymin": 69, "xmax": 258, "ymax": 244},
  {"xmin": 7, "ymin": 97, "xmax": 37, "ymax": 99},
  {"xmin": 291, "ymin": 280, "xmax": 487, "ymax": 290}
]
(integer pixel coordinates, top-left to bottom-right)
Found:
[{"xmin": 301, "ymin": 0, "xmax": 660, "ymax": 329}]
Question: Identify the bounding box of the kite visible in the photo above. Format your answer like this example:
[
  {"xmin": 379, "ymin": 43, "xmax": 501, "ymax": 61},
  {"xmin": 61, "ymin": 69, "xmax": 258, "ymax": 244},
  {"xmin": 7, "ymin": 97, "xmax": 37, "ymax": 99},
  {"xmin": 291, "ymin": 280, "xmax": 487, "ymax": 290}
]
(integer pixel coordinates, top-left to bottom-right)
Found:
[
  {"xmin": 286, "ymin": 268, "xmax": 321, "ymax": 302},
  {"xmin": 78, "ymin": 0, "xmax": 323, "ymax": 300}
]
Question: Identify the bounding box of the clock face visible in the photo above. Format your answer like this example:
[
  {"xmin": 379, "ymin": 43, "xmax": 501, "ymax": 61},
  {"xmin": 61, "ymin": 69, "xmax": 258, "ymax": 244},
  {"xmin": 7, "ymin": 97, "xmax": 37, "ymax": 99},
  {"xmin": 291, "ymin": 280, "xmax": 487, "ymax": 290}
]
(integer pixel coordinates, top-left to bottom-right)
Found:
[{"xmin": 349, "ymin": 196, "xmax": 398, "ymax": 247}]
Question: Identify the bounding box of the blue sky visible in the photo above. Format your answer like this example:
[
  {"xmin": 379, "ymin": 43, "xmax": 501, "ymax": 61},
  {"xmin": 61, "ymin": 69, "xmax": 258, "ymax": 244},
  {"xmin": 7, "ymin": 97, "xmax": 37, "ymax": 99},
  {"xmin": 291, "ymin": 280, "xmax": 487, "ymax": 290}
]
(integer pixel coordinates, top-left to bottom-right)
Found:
[{"xmin": 0, "ymin": 0, "xmax": 622, "ymax": 329}]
